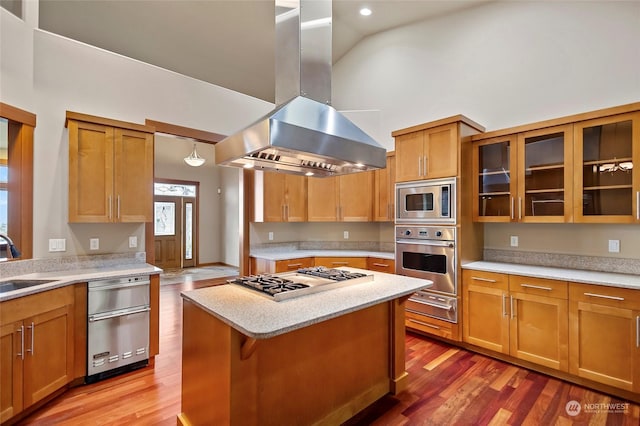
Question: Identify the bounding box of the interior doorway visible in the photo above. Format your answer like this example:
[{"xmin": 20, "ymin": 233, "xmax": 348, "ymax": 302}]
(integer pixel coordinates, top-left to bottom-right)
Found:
[{"xmin": 153, "ymin": 180, "xmax": 198, "ymax": 270}]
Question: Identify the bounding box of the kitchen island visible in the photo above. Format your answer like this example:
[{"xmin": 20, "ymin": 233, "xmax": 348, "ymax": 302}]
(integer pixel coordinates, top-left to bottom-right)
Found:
[{"xmin": 178, "ymin": 269, "xmax": 431, "ymax": 426}]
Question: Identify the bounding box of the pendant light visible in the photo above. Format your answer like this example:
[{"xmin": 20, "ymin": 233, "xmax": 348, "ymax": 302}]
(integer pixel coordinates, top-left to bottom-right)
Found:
[{"xmin": 184, "ymin": 143, "xmax": 205, "ymax": 167}]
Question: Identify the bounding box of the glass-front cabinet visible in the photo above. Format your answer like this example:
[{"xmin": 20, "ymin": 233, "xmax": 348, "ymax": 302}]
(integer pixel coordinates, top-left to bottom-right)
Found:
[
  {"xmin": 473, "ymin": 135, "xmax": 517, "ymax": 221},
  {"xmin": 573, "ymin": 112, "xmax": 639, "ymax": 223},
  {"xmin": 473, "ymin": 125, "xmax": 573, "ymax": 222}
]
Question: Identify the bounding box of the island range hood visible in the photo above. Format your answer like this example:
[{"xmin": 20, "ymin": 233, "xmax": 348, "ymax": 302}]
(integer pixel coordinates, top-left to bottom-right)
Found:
[{"xmin": 215, "ymin": 0, "xmax": 387, "ymax": 177}]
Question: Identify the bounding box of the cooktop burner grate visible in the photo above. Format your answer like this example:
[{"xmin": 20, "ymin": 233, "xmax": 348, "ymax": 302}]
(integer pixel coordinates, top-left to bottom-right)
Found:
[
  {"xmin": 296, "ymin": 266, "xmax": 368, "ymax": 281},
  {"xmin": 228, "ymin": 275, "xmax": 310, "ymax": 296}
]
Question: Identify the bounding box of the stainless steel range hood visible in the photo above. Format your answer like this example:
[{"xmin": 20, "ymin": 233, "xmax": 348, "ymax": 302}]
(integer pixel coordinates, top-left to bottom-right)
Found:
[{"xmin": 215, "ymin": 0, "xmax": 387, "ymax": 177}]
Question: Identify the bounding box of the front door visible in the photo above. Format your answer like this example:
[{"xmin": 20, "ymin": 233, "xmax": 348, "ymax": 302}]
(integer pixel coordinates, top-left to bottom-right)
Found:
[{"xmin": 154, "ymin": 196, "xmax": 182, "ymax": 270}]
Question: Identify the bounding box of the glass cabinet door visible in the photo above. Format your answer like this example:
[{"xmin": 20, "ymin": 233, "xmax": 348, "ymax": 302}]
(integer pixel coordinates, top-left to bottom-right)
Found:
[
  {"xmin": 574, "ymin": 112, "xmax": 639, "ymax": 223},
  {"xmin": 474, "ymin": 136, "xmax": 518, "ymax": 221},
  {"xmin": 517, "ymin": 124, "xmax": 573, "ymax": 222}
]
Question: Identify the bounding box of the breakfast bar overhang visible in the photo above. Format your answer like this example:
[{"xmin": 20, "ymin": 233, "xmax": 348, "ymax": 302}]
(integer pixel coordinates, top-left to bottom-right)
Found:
[{"xmin": 178, "ymin": 269, "xmax": 432, "ymax": 425}]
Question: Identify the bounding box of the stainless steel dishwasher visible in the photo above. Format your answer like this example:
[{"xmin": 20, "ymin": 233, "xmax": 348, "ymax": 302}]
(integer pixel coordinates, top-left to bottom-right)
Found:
[{"xmin": 86, "ymin": 275, "xmax": 150, "ymax": 383}]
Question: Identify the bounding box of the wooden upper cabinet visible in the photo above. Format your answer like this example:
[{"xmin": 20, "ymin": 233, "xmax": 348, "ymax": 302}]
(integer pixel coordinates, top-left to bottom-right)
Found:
[
  {"xmin": 573, "ymin": 111, "xmax": 640, "ymax": 223},
  {"xmin": 373, "ymin": 152, "xmax": 395, "ymax": 222},
  {"xmin": 308, "ymin": 172, "xmax": 373, "ymax": 222},
  {"xmin": 255, "ymin": 171, "xmax": 307, "ymax": 222},
  {"xmin": 393, "ymin": 116, "xmax": 485, "ymax": 183},
  {"xmin": 67, "ymin": 112, "xmax": 154, "ymax": 223},
  {"xmin": 471, "ymin": 103, "xmax": 640, "ymax": 223}
]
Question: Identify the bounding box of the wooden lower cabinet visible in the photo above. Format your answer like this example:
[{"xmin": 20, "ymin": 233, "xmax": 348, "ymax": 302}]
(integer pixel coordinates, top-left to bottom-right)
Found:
[
  {"xmin": 405, "ymin": 311, "xmax": 458, "ymax": 341},
  {"xmin": 569, "ymin": 283, "xmax": 640, "ymax": 392},
  {"xmin": 0, "ymin": 287, "xmax": 76, "ymax": 423},
  {"xmin": 251, "ymin": 257, "xmax": 314, "ymax": 274},
  {"xmin": 462, "ymin": 270, "xmax": 569, "ymax": 372},
  {"xmin": 366, "ymin": 257, "xmax": 395, "ymax": 273},
  {"xmin": 315, "ymin": 257, "xmax": 368, "ymax": 269}
]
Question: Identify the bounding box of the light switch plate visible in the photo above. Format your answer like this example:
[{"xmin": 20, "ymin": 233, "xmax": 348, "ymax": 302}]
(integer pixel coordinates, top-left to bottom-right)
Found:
[
  {"xmin": 129, "ymin": 236, "xmax": 137, "ymax": 248},
  {"xmin": 344, "ymin": 231, "xmax": 349, "ymax": 239},
  {"xmin": 510, "ymin": 236, "xmax": 519, "ymax": 247},
  {"xmin": 268, "ymin": 232, "xmax": 274, "ymax": 241},
  {"xmin": 48, "ymin": 238, "xmax": 66, "ymax": 252},
  {"xmin": 90, "ymin": 238, "xmax": 100, "ymax": 250}
]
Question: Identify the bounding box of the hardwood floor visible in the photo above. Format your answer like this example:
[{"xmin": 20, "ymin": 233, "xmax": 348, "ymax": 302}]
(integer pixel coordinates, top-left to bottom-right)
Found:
[{"xmin": 17, "ymin": 279, "xmax": 639, "ymax": 426}]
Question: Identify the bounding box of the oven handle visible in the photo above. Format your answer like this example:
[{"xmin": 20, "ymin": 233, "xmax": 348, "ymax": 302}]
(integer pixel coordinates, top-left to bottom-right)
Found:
[
  {"xmin": 89, "ymin": 306, "xmax": 150, "ymax": 322},
  {"xmin": 88, "ymin": 280, "xmax": 150, "ymax": 292},
  {"xmin": 396, "ymin": 239, "xmax": 454, "ymax": 248},
  {"xmin": 408, "ymin": 299, "xmax": 454, "ymax": 312}
]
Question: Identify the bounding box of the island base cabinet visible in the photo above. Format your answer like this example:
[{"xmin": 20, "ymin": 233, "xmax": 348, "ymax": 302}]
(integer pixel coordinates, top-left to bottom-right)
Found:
[
  {"xmin": 180, "ymin": 298, "xmax": 407, "ymax": 426},
  {"xmin": 569, "ymin": 283, "xmax": 640, "ymax": 393}
]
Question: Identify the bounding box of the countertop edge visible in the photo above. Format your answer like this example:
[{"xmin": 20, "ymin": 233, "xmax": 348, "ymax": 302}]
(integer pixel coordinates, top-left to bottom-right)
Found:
[
  {"xmin": 462, "ymin": 261, "xmax": 640, "ymax": 290},
  {"xmin": 250, "ymin": 250, "xmax": 395, "ymax": 261},
  {"xmin": 0, "ymin": 264, "xmax": 163, "ymax": 302}
]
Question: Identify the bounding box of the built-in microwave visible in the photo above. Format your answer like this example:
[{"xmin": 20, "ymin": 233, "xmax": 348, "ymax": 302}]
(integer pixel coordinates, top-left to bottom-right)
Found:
[{"xmin": 396, "ymin": 178, "xmax": 456, "ymax": 223}]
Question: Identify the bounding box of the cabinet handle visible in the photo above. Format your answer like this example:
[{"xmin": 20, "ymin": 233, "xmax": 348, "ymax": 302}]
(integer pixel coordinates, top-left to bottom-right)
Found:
[
  {"xmin": 287, "ymin": 263, "xmax": 303, "ymax": 268},
  {"xmin": 636, "ymin": 191, "xmax": 639, "ymax": 220},
  {"xmin": 583, "ymin": 292, "xmax": 624, "ymax": 301},
  {"xmin": 521, "ymin": 283, "xmax": 553, "ymax": 291},
  {"xmin": 17, "ymin": 325, "xmax": 24, "ymax": 360},
  {"xmin": 418, "ymin": 157, "xmax": 422, "ymax": 177},
  {"xmin": 510, "ymin": 197, "xmax": 514, "ymax": 220},
  {"xmin": 372, "ymin": 263, "xmax": 389, "ymax": 268},
  {"xmin": 108, "ymin": 195, "xmax": 112, "ymax": 220},
  {"xmin": 117, "ymin": 195, "xmax": 121, "ymax": 219},
  {"xmin": 408, "ymin": 319, "xmax": 440, "ymax": 330},
  {"xmin": 471, "ymin": 276, "xmax": 497, "ymax": 283},
  {"xmin": 27, "ymin": 321, "xmax": 34, "ymax": 355},
  {"xmin": 518, "ymin": 197, "xmax": 522, "ymax": 220},
  {"xmin": 510, "ymin": 295, "xmax": 515, "ymax": 319},
  {"xmin": 502, "ymin": 293, "xmax": 507, "ymax": 317},
  {"xmin": 424, "ymin": 156, "xmax": 428, "ymax": 176},
  {"xmin": 636, "ymin": 316, "xmax": 639, "ymax": 348},
  {"xmin": 332, "ymin": 261, "xmax": 349, "ymax": 265}
]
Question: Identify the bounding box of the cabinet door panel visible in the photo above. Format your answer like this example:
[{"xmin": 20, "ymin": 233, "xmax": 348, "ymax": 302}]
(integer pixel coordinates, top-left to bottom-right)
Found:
[
  {"xmin": 284, "ymin": 175, "xmax": 307, "ymax": 222},
  {"xmin": 307, "ymin": 177, "xmax": 338, "ymax": 221},
  {"xmin": 339, "ymin": 172, "xmax": 373, "ymax": 221},
  {"xmin": 115, "ymin": 129, "xmax": 154, "ymax": 222},
  {"xmin": 510, "ymin": 293, "xmax": 568, "ymax": 371},
  {"xmin": 261, "ymin": 172, "xmax": 286, "ymax": 222},
  {"xmin": 463, "ymin": 284, "xmax": 509, "ymax": 354},
  {"xmin": 425, "ymin": 125, "xmax": 457, "ymax": 178},
  {"xmin": 68, "ymin": 121, "xmax": 114, "ymax": 222},
  {"xmin": 0, "ymin": 322, "xmax": 23, "ymax": 423},
  {"xmin": 395, "ymin": 132, "xmax": 424, "ymax": 182},
  {"xmin": 23, "ymin": 306, "xmax": 73, "ymax": 407}
]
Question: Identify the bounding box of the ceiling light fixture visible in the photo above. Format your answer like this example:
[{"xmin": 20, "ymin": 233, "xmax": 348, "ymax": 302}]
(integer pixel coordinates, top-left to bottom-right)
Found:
[
  {"xmin": 598, "ymin": 159, "xmax": 633, "ymax": 173},
  {"xmin": 359, "ymin": 7, "xmax": 372, "ymax": 16},
  {"xmin": 184, "ymin": 144, "xmax": 205, "ymax": 167}
]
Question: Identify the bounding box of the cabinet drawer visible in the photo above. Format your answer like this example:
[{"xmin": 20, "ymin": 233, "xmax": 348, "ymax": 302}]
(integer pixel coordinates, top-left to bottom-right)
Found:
[
  {"xmin": 406, "ymin": 311, "xmax": 455, "ymax": 340},
  {"xmin": 569, "ymin": 283, "xmax": 640, "ymax": 309},
  {"xmin": 315, "ymin": 257, "xmax": 368, "ymax": 269},
  {"xmin": 367, "ymin": 257, "xmax": 395, "ymax": 273},
  {"xmin": 463, "ymin": 269, "xmax": 509, "ymax": 291},
  {"xmin": 509, "ymin": 275, "xmax": 568, "ymax": 299},
  {"xmin": 274, "ymin": 257, "xmax": 314, "ymax": 272}
]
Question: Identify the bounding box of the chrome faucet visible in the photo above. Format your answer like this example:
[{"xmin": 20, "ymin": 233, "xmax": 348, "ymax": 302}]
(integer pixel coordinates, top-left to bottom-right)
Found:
[{"xmin": 0, "ymin": 233, "xmax": 21, "ymax": 259}]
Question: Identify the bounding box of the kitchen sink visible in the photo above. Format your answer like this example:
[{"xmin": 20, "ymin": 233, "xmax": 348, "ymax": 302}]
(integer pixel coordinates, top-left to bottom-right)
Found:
[{"xmin": 0, "ymin": 279, "xmax": 56, "ymax": 294}]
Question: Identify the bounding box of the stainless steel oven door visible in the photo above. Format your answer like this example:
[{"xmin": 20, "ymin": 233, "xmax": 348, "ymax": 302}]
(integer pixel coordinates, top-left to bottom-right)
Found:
[
  {"xmin": 395, "ymin": 240, "xmax": 456, "ymax": 295},
  {"xmin": 406, "ymin": 292, "xmax": 457, "ymax": 323}
]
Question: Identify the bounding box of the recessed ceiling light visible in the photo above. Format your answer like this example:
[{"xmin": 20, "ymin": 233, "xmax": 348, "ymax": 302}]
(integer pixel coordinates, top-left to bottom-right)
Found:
[{"xmin": 360, "ymin": 7, "xmax": 372, "ymax": 16}]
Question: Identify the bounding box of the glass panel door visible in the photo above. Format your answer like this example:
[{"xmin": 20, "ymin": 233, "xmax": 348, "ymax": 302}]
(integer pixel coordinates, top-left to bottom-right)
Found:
[
  {"xmin": 574, "ymin": 112, "xmax": 638, "ymax": 223},
  {"xmin": 475, "ymin": 136, "xmax": 517, "ymax": 221}
]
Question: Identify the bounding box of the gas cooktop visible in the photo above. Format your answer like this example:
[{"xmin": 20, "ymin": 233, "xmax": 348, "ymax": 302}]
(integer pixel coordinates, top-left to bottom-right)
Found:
[{"xmin": 228, "ymin": 267, "xmax": 373, "ymax": 301}]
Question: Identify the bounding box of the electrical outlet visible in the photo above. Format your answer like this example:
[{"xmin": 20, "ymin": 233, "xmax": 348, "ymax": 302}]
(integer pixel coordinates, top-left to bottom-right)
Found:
[
  {"xmin": 48, "ymin": 239, "xmax": 66, "ymax": 252},
  {"xmin": 90, "ymin": 238, "xmax": 100, "ymax": 251},
  {"xmin": 343, "ymin": 231, "xmax": 349, "ymax": 239},
  {"xmin": 510, "ymin": 236, "xmax": 519, "ymax": 247},
  {"xmin": 268, "ymin": 232, "xmax": 274, "ymax": 241},
  {"xmin": 608, "ymin": 239, "xmax": 620, "ymax": 253},
  {"xmin": 129, "ymin": 236, "xmax": 137, "ymax": 248}
]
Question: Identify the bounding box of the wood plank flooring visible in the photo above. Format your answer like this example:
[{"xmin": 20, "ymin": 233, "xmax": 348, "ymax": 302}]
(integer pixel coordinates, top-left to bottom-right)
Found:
[{"xmin": 17, "ymin": 278, "xmax": 640, "ymax": 426}]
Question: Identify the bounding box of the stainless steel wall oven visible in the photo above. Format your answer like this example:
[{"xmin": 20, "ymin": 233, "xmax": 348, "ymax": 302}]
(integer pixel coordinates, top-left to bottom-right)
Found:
[
  {"xmin": 395, "ymin": 225, "xmax": 458, "ymax": 323},
  {"xmin": 86, "ymin": 276, "xmax": 150, "ymax": 383}
]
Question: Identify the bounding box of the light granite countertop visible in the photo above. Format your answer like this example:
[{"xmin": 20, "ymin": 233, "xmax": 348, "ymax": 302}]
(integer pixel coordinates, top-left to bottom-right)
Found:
[
  {"xmin": 0, "ymin": 264, "xmax": 162, "ymax": 302},
  {"xmin": 462, "ymin": 261, "xmax": 640, "ymax": 290},
  {"xmin": 181, "ymin": 268, "xmax": 430, "ymax": 339},
  {"xmin": 250, "ymin": 249, "xmax": 395, "ymax": 261}
]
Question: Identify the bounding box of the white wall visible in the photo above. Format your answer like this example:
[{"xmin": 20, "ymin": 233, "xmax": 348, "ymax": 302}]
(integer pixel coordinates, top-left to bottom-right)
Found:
[
  {"xmin": 333, "ymin": 1, "xmax": 640, "ymax": 145},
  {"xmin": 333, "ymin": 0, "xmax": 640, "ymax": 260},
  {"xmin": 1, "ymin": 5, "xmax": 272, "ymax": 261}
]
